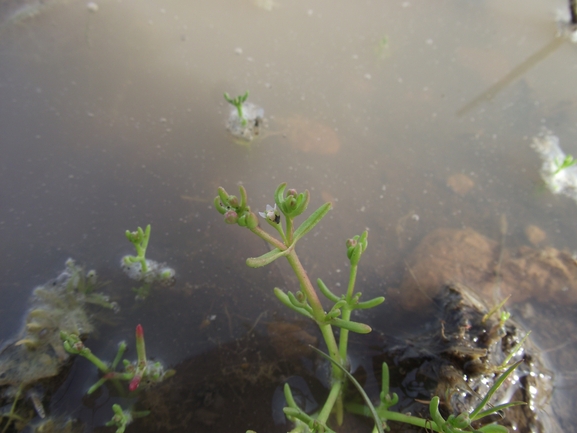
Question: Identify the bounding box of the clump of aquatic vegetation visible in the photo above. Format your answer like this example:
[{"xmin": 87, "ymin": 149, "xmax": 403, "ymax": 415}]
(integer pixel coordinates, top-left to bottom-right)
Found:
[
  {"xmin": 61, "ymin": 324, "xmax": 174, "ymax": 395},
  {"xmin": 224, "ymin": 90, "xmax": 264, "ymax": 142},
  {"xmin": 224, "ymin": 91, "xmax": 250, "ymax": 127},
  {"xmin": 122, "ymin": 224, "xmax": 176, "ymax": 300},
  {"xmin": 0, "ymin": 259, "xmax": 117, "ymax": 432},
  {"xmin": 0, "ymin": 225, "xmax": 176, "ymax": 433},
  {"xmin": 61, "ymin": 324, "xmax": 173, "ymax": 432},
  {"xmin": 532, "ymin": 128, "xmax": 577, "ymax": 202},
  {"xmin": 215, "ymin": 183, "xmax": 525, "ymax": 433}
]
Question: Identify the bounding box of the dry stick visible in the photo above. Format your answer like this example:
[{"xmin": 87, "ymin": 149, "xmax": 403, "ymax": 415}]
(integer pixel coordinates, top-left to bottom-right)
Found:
[{"xmin": 457, "ymin": 37, "xmax": 564, "ymax": 116}]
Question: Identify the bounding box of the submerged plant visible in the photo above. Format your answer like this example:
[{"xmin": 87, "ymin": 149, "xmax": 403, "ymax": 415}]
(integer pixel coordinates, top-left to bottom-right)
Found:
[
  {"xmin": 105, "ymin": 403, "xmax": 150, "ymax": 433},
  {"xmin": 60, "ymin": 324, "xmax": 175, "ymax": 395},
  {"xmin": 224, "ymin": 91, "xmax": 250, "ymax": 127},
  {"xmin": 214, "ymin": 183, "xmax": 524, "ymax": 433}
]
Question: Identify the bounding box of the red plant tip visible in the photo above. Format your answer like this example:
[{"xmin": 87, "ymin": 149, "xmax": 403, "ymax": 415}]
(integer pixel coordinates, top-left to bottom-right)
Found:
[
  {"xmin": 135, "ymin": 324, "xmax": 144, "ymax": 338},
  {"xmin": 129, "ymin": 375, "xmax": 142, "ymax": 392}
]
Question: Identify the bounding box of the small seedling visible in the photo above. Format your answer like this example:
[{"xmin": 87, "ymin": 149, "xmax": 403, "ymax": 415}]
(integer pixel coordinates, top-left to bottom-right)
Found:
[
  {"xmin": 553, "ymin": 154, "xmax": 577, "ymax": 175},
  {"xmin": 123, "ymin": 225, "xmax": 151, "ymax": 273},
  {"xmin": 122, "ymin": 225, "xmax": 175, "ymax": 299},
  {"xmin": 106, "ymin": 404, "xmax": 150, "ymax": 433},
  {"xmin": 224, "ymin": 91, "xmax": 249, "ymax": 127}
]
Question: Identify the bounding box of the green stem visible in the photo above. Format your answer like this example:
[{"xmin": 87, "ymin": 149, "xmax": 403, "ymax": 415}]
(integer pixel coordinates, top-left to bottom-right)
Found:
[
  {"xmin": 338, "ymin": 263, "xmax": 358, "ymax": 363},
  {"xmin": 83, "ymin": 351, "xmax": 110, "ymax": 373},
  {"xmin": 285, "ymin": 249, "xmax": 344, "ymax": 421},
  {"xmin": 346, "ymin": 404, "xmax": 442, "ymax": 432},
  {"xmin": 286, "ymin": 216, "xmax": 294, "ymax": 244},
  {"xmin": 317, "ymin": 380, "xmax": 343, "ymax": 424},
  {"xmin": 250, "ymin": 225, "xmax": 287, "ymax": 250}
]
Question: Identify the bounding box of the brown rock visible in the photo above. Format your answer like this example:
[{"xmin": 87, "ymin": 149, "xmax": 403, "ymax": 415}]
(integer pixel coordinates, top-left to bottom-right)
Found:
[
  {"xmin": 397, "ymin": 227, "xmax": 577, "ymax": 310},
  {"xmin": 446, "ymin": 173, "xmax": 475, "ymax": 196},
  {"xmin": 524, "ymin": 224, "xmax": 546, "ymax": 246}
]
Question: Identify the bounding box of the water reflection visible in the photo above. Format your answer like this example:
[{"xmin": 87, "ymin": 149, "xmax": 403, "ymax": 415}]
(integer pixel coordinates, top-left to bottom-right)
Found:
[{"xmin": 1, "ymin": 0, "xmax": 577, "ymax": 432}]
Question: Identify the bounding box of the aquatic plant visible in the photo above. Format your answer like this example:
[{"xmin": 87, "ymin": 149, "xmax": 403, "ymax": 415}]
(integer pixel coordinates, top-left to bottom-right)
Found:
[
  {"xmin": 224, "ymin": 91, "xmax": 250, "ymax": 127},
  {"xmin": 105, "ymin": 403, "xmax": 150, "ymax": 433},
  {"xmin": 0, "ymin": 259, "xmax": 119, "ymax": 433},
  {"xmin": 214, "ymin": 183, "xmax": 524, "ymax": 433},
  {"xmin": 553, "ymin": 154, "xmax": 577, "ymax": 175},
  {"xmin": 122, "ymin": 225, "xmax": 175, "ymax": 299},
  {"xmin": 60, "ymin": 324, "xmax": 175, "ymax": 395},
  {"xmin": 224, "ymin": 91, "xmax": 264, "ymax": 142}
]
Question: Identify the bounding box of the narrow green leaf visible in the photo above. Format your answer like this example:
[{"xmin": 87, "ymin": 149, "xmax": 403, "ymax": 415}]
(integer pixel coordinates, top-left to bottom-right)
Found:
[
  {"xmin": 293, "ymin": 202, "xmax": 332, "ymax": 243},
  {"xmin": 329, "ymin": 318, "xmax": 372, "ymax": 334},
  {"xmin": 470, "ymin": 360, "xmax": 523, "ymax": 420},
  {"xmin": 246, "ymin": 247, "xmax": 289, "ymax": 268},
  {"xmin": 474, "ymin": 401, "xmax": 526, "ymax": 420},
  {"xmin": 499, "ymin": 332, "xmax": 530, "ymax": 369},
  {"xmin": 476, "ymin": 424, "xmax": 509, "ymax": 433},
  {"xmin": 354, "ymin": 296, "xmax": 385, "ymax": 309},
  {"xmin": 310, "ymin": 346, "xmax": 384, "ymax": 433},
  {"xmin": 317, "ymin": 278, "xmax": 340, "ymax": 302}
]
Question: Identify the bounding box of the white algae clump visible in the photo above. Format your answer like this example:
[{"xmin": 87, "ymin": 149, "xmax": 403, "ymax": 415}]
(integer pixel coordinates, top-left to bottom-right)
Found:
[
  {"xmin": 532, "ymin": 128, "xmax": 577, "ymax": 202},
  {"xmin": 225, "ymin": 102, "xmax": 264, "ymax": 142}
]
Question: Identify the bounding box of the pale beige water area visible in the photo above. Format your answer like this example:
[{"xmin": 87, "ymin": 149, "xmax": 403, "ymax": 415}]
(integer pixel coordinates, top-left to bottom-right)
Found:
[{"xmin": 1, "ymin": 0, "xmax": 577, "ymax": 431}]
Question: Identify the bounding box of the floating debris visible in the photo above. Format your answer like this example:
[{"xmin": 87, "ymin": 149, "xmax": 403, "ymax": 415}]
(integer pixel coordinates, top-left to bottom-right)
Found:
[{"xmin": 532, "ymin": 128, "xmax": 577, "ymax": 202}]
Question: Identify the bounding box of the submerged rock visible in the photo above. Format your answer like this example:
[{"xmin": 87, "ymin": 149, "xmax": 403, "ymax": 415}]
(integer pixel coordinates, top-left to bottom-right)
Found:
[
  {"xmin": 394, "ymin": 227, "xmax": 577, "ymax": 311},
  {"xmin": 374, "ymin": 283, "xmax": 555, "ymax": 433}
]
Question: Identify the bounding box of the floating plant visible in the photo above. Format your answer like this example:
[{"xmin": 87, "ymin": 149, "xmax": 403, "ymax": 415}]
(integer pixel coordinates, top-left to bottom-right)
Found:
[{"xmin": 122, "ymin": 225, "xmax": 176, "ymax": 300}]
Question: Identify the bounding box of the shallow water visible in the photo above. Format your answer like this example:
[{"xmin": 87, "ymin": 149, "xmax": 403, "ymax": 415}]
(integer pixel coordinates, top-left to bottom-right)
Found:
[{"xmin": 1, "ymin": 0, "xmax": 577, "ymax": 431}]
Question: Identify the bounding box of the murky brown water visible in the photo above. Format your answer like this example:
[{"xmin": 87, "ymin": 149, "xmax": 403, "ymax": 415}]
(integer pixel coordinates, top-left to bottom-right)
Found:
[{"xmin": 1, "ymin": 0, "xmax": 577, "ymax": 431}]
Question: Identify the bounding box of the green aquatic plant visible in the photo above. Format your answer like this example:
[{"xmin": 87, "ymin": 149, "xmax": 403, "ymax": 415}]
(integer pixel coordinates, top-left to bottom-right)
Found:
[
  {"xmin": 105, "ymin": 403, "xmax": 150, "ymax": 433},
  {"xmin": 123, "ymin": 225, "xmax": 151, "ymax": 273},
  {"xmin": 122, "ymin": 225, "xmax": 175, "ymax": 299},
  {"xmin": 214, "ymin": 183, "xmax": 524, "ymax": 433},
  {"xmin": 224, "ymin": 91, "xmax": 250, "ymax": 127},
  {"xmin": 60, "ymin": 324, "xmax": 175, "ymax": 395},
  {"xmin": 553, "ymin": 154, "xmax": 577, "ymax": 175}
]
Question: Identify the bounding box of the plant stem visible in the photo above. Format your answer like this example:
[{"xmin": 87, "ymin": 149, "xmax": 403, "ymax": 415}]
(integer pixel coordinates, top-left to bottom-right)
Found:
[
  {"xmin": 317, "ymin": 381, "xmax": 343, "ymax": 424},
  {"xmin": 346, "ymin": 404, "xmax": 443, "ymax": 432},
  {"xmin": 338, "ymin": 263, "xmax": 358, "ymax": 362},
  {"xmin": 84, "ymin": 351, "xmax": 110, "ymax": 373},
  {"xmin": 286, "ymin": 216, "xmax": 294, "ymax": 244},
  {"xmin": 285, "ymin": 249, "xmax": 344, "ymax": 421},
  {"xmin": 250, "ymin": 226, "xmax": 287, "ymax": 251}
]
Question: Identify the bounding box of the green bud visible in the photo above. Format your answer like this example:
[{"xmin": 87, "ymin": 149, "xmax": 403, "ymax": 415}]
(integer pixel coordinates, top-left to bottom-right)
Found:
[
  {"xmin": 245, "ymin": 211, "xmax": 259, "ymax": 229},
  {"xmin": 237, "ymin": 214, "xmax": 247, "ymax": 227},
  {"xmin": 228, "ymin": 195, "xmax": 239, "ymax": 208},
  {"xmin": 224, "ymin": 210, "xmax": 238, "ymax": 224}
]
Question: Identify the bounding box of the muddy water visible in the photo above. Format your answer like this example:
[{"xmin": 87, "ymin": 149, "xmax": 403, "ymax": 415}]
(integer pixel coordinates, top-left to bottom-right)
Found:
[{"xmin": 1, "ymin": 0, "xmax": 577, "ymax": 431}]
